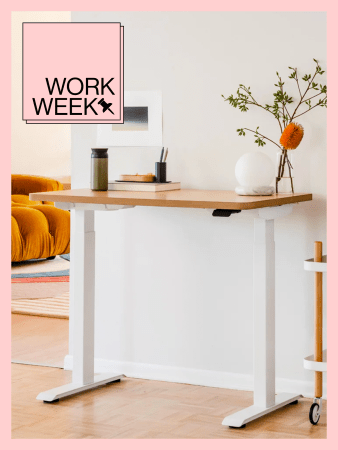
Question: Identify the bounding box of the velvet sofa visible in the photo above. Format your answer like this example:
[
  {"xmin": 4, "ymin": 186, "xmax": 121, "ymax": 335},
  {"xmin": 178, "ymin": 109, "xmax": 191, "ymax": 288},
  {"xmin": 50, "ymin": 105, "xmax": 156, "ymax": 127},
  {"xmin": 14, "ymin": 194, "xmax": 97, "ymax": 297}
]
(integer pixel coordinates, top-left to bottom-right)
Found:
[{"xmin": 11, "ymin": 175, "xmax": 70, "ymax": 262}]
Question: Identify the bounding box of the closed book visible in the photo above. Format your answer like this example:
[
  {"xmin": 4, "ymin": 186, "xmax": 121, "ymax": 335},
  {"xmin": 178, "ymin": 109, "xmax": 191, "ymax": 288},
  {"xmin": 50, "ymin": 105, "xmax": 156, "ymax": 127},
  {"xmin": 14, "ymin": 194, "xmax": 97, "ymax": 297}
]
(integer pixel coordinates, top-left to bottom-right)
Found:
[{"xmin": 108, "ymin": 181, "xmax": 181, "ymax": 192}]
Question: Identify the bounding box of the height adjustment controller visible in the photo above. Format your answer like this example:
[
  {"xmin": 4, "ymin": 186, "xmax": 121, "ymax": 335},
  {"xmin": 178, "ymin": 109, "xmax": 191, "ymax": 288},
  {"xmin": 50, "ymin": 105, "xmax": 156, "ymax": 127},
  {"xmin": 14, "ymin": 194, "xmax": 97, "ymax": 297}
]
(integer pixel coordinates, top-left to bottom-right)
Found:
[{"xmin": 212, "ymin": 209, "xmax": 241, "ymax": 218}]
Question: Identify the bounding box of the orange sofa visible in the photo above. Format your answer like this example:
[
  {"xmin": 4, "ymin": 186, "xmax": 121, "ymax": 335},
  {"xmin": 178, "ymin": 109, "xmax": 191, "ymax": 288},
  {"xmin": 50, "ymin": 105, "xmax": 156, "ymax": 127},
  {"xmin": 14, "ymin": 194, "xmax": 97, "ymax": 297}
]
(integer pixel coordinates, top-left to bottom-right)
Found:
[{"xmin": 11, "ymin": 175, "xmax": 70, "ymax": 262}]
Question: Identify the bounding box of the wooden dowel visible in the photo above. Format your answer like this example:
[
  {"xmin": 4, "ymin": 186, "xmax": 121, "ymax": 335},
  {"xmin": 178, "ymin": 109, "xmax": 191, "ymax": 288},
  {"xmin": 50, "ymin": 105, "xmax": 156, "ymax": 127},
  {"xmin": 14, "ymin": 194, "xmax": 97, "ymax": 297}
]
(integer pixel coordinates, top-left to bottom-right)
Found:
[{"xmin": 314, "ymin": 241, "xmax": 323, "ymax": 398}]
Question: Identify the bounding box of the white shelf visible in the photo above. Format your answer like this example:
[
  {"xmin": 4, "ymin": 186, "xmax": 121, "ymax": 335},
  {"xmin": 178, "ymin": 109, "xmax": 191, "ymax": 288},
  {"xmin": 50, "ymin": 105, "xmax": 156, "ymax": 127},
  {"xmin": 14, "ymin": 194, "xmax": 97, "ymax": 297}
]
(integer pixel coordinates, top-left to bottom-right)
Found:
[
  {"xmin": 304, "ymin": 255, "xmax": 327, "ymax": 273},
  {"xmin": 304, "ymin": 349, "xmax": 327, "ymax": 372}
]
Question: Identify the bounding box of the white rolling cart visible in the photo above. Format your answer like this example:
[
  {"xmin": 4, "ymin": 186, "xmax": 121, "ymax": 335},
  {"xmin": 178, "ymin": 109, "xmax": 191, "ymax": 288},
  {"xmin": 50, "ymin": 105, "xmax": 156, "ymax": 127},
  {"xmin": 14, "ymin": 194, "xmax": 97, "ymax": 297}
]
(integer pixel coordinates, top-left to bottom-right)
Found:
[{"xmin": 304, "ymin": 241, "xmax": 327, "ymax": 425}]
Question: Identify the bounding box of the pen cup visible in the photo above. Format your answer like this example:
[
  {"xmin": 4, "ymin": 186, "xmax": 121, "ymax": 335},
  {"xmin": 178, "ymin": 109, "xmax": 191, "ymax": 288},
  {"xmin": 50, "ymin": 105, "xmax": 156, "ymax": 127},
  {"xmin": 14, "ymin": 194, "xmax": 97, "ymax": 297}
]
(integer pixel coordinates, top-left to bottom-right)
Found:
[{"xmin": 155, "ymin": 162, "xmax": 166, "ymax": 183}]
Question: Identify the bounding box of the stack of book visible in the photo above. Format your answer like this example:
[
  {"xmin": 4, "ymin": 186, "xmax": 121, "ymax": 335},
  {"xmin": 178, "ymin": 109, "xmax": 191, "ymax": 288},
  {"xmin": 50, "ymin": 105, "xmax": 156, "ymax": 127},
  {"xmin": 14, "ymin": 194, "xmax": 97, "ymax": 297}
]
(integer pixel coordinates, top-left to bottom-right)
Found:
[{"xmin": 108, "ymin": 181, "xmax": 181, "ymax": 192}]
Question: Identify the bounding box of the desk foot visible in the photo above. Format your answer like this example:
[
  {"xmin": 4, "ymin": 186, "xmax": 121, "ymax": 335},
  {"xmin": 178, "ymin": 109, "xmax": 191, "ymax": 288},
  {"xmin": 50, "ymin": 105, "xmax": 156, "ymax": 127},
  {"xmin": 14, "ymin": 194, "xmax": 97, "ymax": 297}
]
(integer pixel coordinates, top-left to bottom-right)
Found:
[
  {"xmin": 37, "ymin": 372, "xmax": 124, "ymax": 402},
  {"xmin": 222, "ymin": 393, "xmax": 302, "ymax": 427}
]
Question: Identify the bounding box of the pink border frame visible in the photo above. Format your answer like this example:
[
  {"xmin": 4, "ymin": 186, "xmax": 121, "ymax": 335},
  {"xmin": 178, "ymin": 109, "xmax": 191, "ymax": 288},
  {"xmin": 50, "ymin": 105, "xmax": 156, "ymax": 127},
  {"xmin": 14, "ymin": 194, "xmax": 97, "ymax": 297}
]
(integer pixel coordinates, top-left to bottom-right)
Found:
[{"xmin": 2, "ymin": 1, "xmax": 335, "ymax": 445}]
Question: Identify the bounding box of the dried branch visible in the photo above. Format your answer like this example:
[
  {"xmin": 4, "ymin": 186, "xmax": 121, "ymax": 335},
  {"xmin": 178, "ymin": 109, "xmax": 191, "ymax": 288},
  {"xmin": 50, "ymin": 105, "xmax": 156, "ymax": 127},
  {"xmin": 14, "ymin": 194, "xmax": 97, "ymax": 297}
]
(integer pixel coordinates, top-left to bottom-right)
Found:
[{"xmin": 222, "ymin": 59, "xmax": 327, "ymax": 153}]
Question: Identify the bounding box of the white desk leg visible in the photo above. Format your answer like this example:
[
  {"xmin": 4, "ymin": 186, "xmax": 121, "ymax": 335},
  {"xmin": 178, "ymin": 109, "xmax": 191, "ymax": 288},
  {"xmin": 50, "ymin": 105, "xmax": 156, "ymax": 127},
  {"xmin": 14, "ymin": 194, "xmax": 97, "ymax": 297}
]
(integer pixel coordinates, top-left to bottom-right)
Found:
[
  {"xmin": 37, "ymin": 209, "xmax": 123, "ymax": 403},
  {"xmin": 72, "ymin": 209, "xmax": 95, "ymax": 385},
  {"xmin": 253, "ymin": 218, "xmax": 275, "ymax": 407},
  {"xmin": 222, "ymin": 214, "xmax": 301, "ymax": 427}
]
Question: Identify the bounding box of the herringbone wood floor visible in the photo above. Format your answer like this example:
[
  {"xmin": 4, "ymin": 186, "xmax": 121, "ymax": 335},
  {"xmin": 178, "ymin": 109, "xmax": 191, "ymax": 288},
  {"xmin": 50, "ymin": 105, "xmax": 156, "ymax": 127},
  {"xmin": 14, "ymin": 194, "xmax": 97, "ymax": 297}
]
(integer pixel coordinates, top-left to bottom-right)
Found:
[
  {"xmin": 11, "ymin": 364, "xmax": 327, "ymax": 439},
  {"xmin": 11, "ymin": 314, "xmax": 68, "ymax": 367}
]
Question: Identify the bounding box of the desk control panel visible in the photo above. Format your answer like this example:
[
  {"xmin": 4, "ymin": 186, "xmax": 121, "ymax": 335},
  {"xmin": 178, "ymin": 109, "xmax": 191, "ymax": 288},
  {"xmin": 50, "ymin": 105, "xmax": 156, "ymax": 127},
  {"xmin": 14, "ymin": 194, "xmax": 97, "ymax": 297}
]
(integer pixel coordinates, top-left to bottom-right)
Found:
[{"xmin": 212, "ymin": 209, "xmax": 241, "ymax": 217}]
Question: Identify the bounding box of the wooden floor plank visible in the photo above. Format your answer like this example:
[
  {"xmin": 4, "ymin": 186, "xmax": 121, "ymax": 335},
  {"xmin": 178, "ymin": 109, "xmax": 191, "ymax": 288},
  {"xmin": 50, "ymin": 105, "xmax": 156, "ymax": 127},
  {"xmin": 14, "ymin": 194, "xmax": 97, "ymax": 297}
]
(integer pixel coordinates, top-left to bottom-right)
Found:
[
  {"xmin": 11, "ymin": 364, "xmax": 327, "ymax": 439},
  {"xmin": 11, "ymin": 314, "xmax": 68, "ymax": 367}
]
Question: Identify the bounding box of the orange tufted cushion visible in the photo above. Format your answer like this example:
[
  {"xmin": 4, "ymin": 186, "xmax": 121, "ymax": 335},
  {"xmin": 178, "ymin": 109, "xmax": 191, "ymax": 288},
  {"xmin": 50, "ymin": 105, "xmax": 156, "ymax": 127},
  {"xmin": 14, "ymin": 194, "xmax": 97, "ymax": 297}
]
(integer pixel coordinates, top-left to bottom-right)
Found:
[
  {"xmin": 11, "ymin": 205, "xmax": 70, "ymax": 262},
  {"xmin": 11, "ymin": 195, "xmax": 43, "ymax": 207},
  {"xmin": 11, "ymin": 175, "xmax": 70, "ymax": 262},
  {"xmin": 11, "ymin": 174, "xmax": 63, "ymax": 196}
]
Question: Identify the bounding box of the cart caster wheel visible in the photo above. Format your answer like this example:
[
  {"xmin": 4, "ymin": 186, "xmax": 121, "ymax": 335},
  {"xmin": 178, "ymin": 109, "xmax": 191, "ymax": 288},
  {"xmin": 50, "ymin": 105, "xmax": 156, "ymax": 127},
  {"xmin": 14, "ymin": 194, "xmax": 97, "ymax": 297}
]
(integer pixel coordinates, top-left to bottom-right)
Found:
[
  {"xmin": 43, "ymin": 399, "xmax": 59, "ymax": 404},
  {"xmin": 290, "ymin": 400, "xmax": 299, "ymax": 405},
  {"xmin": 309, "ymin": 402, "xmax": 320, "ymax": 425},
  {"xmin": 229, "ymin": 424, "xmax": 246, "ymax": 429}
]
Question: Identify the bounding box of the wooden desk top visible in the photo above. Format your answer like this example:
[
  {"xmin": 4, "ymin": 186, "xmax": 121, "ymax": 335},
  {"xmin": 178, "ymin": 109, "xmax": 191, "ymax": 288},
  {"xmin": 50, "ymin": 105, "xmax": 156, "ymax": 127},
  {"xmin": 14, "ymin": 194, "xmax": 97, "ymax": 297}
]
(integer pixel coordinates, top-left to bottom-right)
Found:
[{"xmin": 30, "ymin": 188, "xmax": 312, "ymax": 210}]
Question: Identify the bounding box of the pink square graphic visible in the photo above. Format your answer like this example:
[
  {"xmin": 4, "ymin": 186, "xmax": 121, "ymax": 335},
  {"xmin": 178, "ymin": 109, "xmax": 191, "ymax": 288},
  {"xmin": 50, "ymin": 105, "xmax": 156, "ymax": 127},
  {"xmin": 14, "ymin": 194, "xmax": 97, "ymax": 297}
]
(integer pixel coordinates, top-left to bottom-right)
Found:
[{"xmin": 23, "ymin": 23, "xmax": 124, "ymax": 124}]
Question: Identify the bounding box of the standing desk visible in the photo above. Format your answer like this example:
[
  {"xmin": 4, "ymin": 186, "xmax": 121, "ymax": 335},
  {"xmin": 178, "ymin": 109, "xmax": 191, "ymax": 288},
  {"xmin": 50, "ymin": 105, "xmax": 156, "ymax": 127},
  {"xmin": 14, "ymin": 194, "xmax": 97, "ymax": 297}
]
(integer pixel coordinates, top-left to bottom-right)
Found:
[{"xmin": 30, "ymin": 189, "xmax": 312, "ymax": 427}]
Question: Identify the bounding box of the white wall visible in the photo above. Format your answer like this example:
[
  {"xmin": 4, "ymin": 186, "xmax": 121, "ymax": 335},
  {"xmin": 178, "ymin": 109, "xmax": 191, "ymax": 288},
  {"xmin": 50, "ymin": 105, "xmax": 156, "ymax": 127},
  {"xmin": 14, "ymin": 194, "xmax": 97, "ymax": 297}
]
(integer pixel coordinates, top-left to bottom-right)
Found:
[
  {"xmin": 70, "ymin": 12, "xmax": 327, "ymax": 397},
  {"xmin": 11, "ymin": 11, "xmax": 71, "ymax": 177}
]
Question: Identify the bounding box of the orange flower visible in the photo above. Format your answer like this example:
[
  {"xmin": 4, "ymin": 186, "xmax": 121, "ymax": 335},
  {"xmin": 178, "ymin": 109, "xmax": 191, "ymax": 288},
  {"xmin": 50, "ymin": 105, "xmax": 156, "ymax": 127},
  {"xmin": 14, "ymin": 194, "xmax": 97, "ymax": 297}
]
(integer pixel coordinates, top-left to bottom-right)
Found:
[{"xmin": 280, "ymin": 122, "xmax": 304, "ymax": 150}]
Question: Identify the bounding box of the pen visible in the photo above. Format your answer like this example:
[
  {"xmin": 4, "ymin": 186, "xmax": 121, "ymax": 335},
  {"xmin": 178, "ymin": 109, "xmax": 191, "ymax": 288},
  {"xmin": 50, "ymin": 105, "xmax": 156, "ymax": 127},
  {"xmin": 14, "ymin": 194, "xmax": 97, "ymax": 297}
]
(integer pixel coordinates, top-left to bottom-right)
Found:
[
  {"xmin": 160, "ymin": 147, "xmax": 164, "ymax": 162},
  {"xmin": 164, "ymin": 148, "xmax": 168, "ymax": 162}
]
